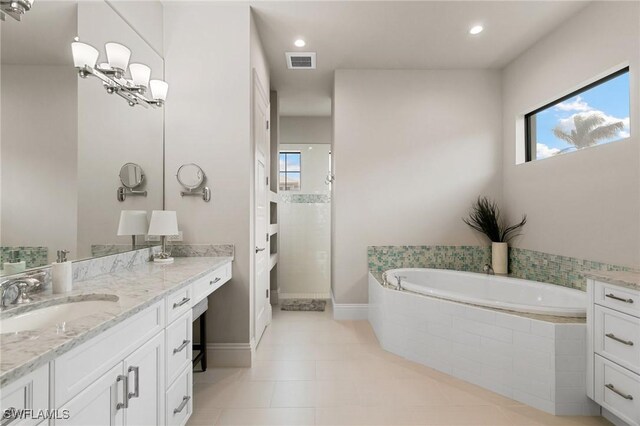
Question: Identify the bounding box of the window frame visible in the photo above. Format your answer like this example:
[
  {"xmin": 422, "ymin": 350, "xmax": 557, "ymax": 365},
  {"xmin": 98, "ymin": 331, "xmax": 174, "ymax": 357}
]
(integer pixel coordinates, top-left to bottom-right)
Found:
[
  {"xmin": 524, "ymin": 66, "xmax": 630, "ymax": 162},
  {"xmin": 279, "ymin": 150, "xmax": 302, "ymax": 191}
]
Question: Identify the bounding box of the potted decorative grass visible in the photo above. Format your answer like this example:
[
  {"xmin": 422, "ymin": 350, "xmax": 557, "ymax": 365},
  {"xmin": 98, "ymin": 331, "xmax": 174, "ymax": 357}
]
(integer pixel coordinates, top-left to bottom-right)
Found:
[{"xmin": 463, "ymin": 197, "xmax": 527, "ymax": 274}]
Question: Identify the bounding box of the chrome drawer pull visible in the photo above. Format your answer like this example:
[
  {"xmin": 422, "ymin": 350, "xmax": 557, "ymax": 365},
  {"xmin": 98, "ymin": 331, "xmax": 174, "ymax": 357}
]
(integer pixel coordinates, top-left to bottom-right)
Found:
[
  {"xmin": 173, "ymin": 297, "xmax": 190, "ymax": 309},
  {"xmin": 605, "ymin": 293, "xmax": 634, "ymax": 304},
  {"xmin": 173, "ymin": 339, "xmax": 191, "ymax": 354},
  {"xmin": 173, "ymin": 396, "xmax": 191, "ymax": 414},
  {"xmin": 210, "ymin": 277, "xmax": 221, "ymax": 285},
  {"xmin": 116, "ymin": 375, "xmax": 129, "ymax": 410},
  {"xmin": 605, "ymin": 333, "xmax": 634, "ymax": 346},
  {"xmin": 128, "ymin": 366, "xmax": 140, "ymax": 399},
  {"xmin": 605, "ymin": 384, "xmax": 634, "ymax": 400}
]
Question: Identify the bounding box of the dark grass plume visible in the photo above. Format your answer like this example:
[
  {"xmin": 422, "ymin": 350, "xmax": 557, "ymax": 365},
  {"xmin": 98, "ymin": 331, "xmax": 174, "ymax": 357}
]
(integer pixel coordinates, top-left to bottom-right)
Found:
[{"xmin": 463, "ymin": 197, "xmax": 526, "ymax": 243}]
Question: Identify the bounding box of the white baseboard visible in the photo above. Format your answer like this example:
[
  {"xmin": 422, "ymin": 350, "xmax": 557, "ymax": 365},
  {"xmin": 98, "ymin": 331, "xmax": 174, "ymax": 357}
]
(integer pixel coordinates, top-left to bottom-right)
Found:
[
  {"xmin": 330, "ymin": 289, "xmax": 369, "ymax": 320},
  {"xmin": 279, "ymin": 292, "xmax": 331, "ymax": 300},
  {"xmin": 207, "ymin": 342, "xmax": 253, "ymax": 367}
]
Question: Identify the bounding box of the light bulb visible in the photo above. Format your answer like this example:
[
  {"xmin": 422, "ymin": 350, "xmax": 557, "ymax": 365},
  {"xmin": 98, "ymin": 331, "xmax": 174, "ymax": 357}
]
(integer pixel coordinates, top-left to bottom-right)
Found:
[
  {"xmin": 129, "ymin": 63, "xmax": 151, "ymax": 88},
  {"xmin": 71, "ymin": 41, "xmax": 99, "ymax": 68},
  {"xmin": 294, "ymin": 39, "xmax": 306, "ymax": 47},
  {"xmin": 469, "ymin": 25, "xmax": 483, "ymax": 35},
  {"xmin": 150, "ymin": 80, "xmax": 169, "ymax": 101},
  {"xmin": 105, "ymin": 42, "xmax": 131, "ymax": 71}
]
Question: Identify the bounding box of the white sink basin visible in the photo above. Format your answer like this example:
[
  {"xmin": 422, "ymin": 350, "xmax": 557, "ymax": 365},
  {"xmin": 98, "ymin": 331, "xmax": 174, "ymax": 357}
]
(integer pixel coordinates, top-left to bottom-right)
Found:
[{"xmin": 0, "ymin": 298, "xmax": 120, "ymax": 334}]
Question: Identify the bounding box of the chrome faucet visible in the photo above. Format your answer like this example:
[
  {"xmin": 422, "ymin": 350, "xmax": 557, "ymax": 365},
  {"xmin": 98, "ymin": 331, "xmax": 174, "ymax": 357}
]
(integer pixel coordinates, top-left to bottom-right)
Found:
[
  {"xmin": 396, "ymin": 275, "xmax": 406, "ymax": 290},
  {"xmin": 0, "ymin": 270, "xmax": 49, "ymax": 309},
  {"xmin": 483, "ymin": 264, "xmax": 495, "ymax": 275}
]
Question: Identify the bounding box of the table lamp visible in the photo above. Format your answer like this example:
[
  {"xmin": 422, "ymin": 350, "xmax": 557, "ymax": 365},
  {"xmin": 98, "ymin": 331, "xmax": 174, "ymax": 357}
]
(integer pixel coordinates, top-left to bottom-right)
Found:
[{"xmin": 148, "ymin": 210, "xmax": 179, "ymax": 264}]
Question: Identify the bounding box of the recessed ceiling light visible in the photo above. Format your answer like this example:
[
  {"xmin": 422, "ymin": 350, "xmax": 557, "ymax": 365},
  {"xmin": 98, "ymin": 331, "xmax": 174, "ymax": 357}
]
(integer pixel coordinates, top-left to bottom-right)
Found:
[
  {"xmin": 469, "ymin": 25, "xmax": 483, "ymax": 35},
  {"xmin": 294, "ymin": 39, "xmax": 306, "ymax": 47}
]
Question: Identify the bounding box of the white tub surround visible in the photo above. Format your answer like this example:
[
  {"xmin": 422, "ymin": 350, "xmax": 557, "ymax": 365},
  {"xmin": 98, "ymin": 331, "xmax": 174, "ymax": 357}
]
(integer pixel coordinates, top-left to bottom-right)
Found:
[
  {"xmin": 586, "ymin": 272, "xmax": 640, "ymax": 426},
  {"xmin": 0, "ymin": 257, "xmax": 232, "ymax": 426},
  {"xmin": 369, "ymin": 272, "xmax": 598, "ymax": 416},
  {"xmin": 385, "ymin": 268, "xmax": 586, "ymax": 317}
]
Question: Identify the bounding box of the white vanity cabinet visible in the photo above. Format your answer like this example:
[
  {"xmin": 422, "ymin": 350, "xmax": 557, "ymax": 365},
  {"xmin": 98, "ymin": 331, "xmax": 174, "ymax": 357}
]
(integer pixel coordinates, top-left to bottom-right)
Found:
[
  {"xmin": 1, "ymin": 259, "xmax": 232, "ymax": 426},
  {"xmin": 587, "ymin": 279, "xmax": 640, "ymax": 426}
]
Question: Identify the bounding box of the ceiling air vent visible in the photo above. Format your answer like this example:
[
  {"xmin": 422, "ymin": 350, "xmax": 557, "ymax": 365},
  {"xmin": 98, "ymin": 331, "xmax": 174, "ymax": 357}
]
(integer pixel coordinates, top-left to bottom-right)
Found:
[{"xmin": 285, "ymin": 52, "xmax": 316, "ymax": 70}]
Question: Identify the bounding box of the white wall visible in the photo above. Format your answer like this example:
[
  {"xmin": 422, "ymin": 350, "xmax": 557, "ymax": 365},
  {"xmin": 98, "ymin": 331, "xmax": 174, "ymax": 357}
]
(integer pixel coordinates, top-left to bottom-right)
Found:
[
  {"xmin": 333, "ymin": 70, "xmax": 503, "ymax": 303},
  {"xmin": 502, "ymin": 1, "xmax": 640, "ymax": 268},
  {"xmin": 164, "ymin": 2, "xmax": 269, "ymax": 353},
  {"xmin": 279, "ymin": 144, "xmax": 331, "ymax": 298},
  {"xmin": 280, "ymin": 116, "xmax": 332, "ymax": 145},
  {"xmin": 1, "ymin": 66, "xmax": 77, "ymax": 262}
]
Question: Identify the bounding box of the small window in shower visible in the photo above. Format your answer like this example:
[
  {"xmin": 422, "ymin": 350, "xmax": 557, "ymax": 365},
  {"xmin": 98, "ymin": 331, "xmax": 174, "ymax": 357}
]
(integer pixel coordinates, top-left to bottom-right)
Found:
[
  {"xmin": 279, "ymin": 151, "xmax": 301, "ymax": 191},
  {"xmin": 525, "ymin": 67, "xmax": 630, "ymax": 162}
]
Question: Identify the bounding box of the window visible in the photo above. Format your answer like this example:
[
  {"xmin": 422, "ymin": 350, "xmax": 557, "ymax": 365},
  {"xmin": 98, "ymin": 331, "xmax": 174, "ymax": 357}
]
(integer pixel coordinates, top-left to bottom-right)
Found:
[
  {"xmin": 525, "ymin": 67, "xmax": 630, "ymax": 162},
  {"xmin": 279, "ymin": 151, "xmax": 301, "ymax": 191}
]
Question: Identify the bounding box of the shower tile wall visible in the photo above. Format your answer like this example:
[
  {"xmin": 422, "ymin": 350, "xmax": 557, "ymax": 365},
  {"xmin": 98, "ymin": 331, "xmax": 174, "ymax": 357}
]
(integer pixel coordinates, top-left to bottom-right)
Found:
[{"xmin": 279, "ymin": 144, "xmax": 331, "ymax": 299}]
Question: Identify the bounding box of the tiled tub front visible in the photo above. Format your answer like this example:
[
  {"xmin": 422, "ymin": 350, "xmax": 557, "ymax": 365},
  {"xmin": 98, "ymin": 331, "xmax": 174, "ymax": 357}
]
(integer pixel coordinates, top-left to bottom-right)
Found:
[{"xmin": 368, "ymin": 273, "xmax": 599, "ymax": 416}]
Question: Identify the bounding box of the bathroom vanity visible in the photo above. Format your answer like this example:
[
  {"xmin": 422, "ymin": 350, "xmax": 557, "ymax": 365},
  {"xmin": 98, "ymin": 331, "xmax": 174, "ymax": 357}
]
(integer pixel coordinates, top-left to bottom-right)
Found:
[
  {"xmin": 586, "ymin": 271, "xmax": 640, "ymax": 426},
  {"xmin": 0, "ymin": 256, "xmax": 232, "ymax": 426}
]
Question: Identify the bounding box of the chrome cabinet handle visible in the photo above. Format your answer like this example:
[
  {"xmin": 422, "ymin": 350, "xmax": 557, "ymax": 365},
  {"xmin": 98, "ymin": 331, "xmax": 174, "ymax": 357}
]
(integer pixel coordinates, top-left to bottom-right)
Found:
[
  {"xmin": 173, "ymin": 297, "xmax": 190, "ymax": 309},
  {"xmin": 255, "ymin": 247, "xmax": 266, "ymax": 253},
  {"xmin": 210, "ymin": 277, "xmax": 221, "ymax": 285},
  {"xmin": 173, "ymin": 339, "xmax": 191, "ymax": 354},
  {"xmin": 605, "ymin": 383, "xmax": 634, "ymax": 400},
  {"xmin": 116, "ymin": 374, "xmax": 129, "ymax": 410},
  {"xmin": 128, "ymin": 366, "xmax": 140, "ymax": 399},
  {"xmin": 605, "ymin": 293, "xmax": 634, "ymax": 304},
  {"xmin": 605, "ymin": 333, "xmax": 634, "ymax": 346},
  {"xmin": 173, "ymin": 396, "xmax": 191, "ymax": 414}
]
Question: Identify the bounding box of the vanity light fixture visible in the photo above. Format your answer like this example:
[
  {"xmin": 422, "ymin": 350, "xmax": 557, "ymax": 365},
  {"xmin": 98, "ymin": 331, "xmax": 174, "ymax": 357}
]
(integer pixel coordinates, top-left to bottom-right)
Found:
[
  {"xmin": 469, "ymin": 25, "xmax": 484, "ymax": 35},
  {"xmin": 0, "ymin": 0, "xmax": 34, "ymax": 21},
  {"xmin": 71, "ymin": 38, "xmax": 168, "ymax": 108},
  {"xmin": 294, "ymin": 39, "xmax": 306, "ymax": 47}
]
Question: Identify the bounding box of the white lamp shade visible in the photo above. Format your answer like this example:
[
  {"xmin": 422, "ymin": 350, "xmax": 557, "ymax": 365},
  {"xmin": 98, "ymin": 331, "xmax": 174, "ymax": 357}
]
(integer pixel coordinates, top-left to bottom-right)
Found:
[
  {"xmin": 129, "ymin": 63, "xmax": 151, "ymax": 88},
  {"xmin": 105, "ymin": 42, "xmax": 131, "ymax": 71},
  {"xmin": 150, "ymin": 80, "xmax": 169, "ymax": 101},
  {"xmin": 117, "ymin": 210, "xmax": 149, "ymax": 236},
  {"xmin": 71, "ymin": 42, "xmax": 99, "ymax": 68},
  {"xmin": 148, "ymin": 210, "xmax": 179, "ymax": 236}
]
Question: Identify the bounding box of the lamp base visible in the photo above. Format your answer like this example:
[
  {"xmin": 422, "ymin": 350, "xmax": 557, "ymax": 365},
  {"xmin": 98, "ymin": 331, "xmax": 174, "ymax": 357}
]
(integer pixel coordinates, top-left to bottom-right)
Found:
[{"xmin": 153, "ymin": 257, "xmax": 174, "ymax": 264}]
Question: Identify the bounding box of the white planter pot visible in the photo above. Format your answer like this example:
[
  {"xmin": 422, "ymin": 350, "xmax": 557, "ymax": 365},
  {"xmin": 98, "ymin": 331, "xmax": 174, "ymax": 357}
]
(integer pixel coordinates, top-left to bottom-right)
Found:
[{"xmin": 492, "ymin": 242, "xmax": 508, "ymax": 275}]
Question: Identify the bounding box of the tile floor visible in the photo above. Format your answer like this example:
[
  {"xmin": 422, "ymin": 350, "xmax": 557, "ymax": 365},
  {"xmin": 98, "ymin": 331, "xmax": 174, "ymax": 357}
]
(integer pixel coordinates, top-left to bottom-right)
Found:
[{"xmin": 189, "ymin": 305, "xmax": 611, "ymax": 425}]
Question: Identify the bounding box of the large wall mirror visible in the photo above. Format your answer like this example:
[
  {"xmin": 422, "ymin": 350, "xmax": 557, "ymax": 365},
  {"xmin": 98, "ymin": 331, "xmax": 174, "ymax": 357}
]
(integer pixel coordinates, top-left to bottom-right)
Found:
[{"xmin": 1, "ymin": 1, "xmax": 164, "ymax": 276}]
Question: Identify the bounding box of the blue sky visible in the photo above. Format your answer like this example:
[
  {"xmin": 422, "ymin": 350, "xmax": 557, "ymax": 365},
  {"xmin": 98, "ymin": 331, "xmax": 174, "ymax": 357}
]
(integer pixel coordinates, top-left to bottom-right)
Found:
[{"xmin": 534, "ymin": 72, "xmax": 630, "ymax": 159}]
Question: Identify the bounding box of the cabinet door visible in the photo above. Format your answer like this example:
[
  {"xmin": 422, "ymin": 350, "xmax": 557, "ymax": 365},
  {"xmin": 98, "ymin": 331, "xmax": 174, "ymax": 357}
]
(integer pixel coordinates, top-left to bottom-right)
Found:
[
  {"xmin": 124, "ymin": 331, "xmax": 165, "ymax": 426},
  {"xmin": 58, "ymin": 363, "xmax": 124, "ymax": 426}
]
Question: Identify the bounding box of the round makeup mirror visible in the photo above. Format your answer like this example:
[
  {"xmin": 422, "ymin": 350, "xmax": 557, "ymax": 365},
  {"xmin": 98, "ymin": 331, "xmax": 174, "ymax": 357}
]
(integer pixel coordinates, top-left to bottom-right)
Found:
[
  {"xmin": 119, "ymin": 163, "xmax": 145, "ymax": 189},
  {"xmin": 177, "ymin": 163, "xmax": 205, "ymax": 190}
]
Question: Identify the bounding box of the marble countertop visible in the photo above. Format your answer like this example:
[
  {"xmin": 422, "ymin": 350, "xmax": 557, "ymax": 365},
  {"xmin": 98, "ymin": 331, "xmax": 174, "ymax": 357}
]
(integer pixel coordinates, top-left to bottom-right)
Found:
[
  {"xmin": 0, "ymin": 257, "xmax": 232, "ymax": 387},
  {"xmin": 585, "ymin": 270, "xmax": 640, "ymax": 292}
]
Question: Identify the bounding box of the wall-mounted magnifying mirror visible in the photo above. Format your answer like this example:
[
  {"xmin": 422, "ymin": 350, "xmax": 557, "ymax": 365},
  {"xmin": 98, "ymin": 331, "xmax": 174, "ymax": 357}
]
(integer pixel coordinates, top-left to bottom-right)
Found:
[
  {"xmin": 177, "ymin": 163, "xmax": 211, "ymax": 202},
  {"xmin": 117, "ymin": 162, "xmax": 148, "ymax": 201}
]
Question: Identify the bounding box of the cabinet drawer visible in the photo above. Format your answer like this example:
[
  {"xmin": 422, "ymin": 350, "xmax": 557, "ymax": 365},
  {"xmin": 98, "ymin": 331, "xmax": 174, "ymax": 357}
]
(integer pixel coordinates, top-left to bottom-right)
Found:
[
  {"xmin": 167, "ymin": 285, "xmax": 193, "ymax": 325},
  {"xmin": 54, "ymin": 300, "xmax": 164, "ymax": 407},
  {"xmin": 595, "ymin": 281, "xmax": 640, "ymax": 318},
  {"xmin": 166, "ymin": 310, "xmax": 192, "ymax": 387},
  {"xmin": 595, "ymin": 305, "xmax": 640, "ymax": 374},
  {"xmin": 594, "ymin": 355, "xmax": 640, "ymax": 426},
  {"xmin": 0, "ymin": 364, "xmax": 49, "ymax": 426},
  {"xmin": 166, "ymin": 365, "xmax": 192, "ymax": 426},
  {"xmin": 192, "ymin": 263, "xmax": 231, "ymax": 303}
]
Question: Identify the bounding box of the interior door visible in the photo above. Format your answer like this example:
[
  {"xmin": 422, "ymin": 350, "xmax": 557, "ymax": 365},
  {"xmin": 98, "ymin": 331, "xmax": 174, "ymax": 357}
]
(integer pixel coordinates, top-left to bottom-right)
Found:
[
  {"xmin": 59, "ymin": 363, "xmax": 124, "ymax": 426},
  {"xmin": 123, "ymin": 331, "xmax": 165, "ymax": 426},
  {"xmin": 254, "ymin": 72, "xmax": 271, "ymax": 344}
]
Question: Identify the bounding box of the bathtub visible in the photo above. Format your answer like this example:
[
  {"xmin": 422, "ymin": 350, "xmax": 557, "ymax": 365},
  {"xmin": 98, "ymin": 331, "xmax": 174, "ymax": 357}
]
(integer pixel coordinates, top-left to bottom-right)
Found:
[
  {"xmin": 368, "ymin": 270, "xmax": 597, "ymax": 416},
  {"xmin": 384, "ymin": 268, "xmax": 586, "ymax": 317}
]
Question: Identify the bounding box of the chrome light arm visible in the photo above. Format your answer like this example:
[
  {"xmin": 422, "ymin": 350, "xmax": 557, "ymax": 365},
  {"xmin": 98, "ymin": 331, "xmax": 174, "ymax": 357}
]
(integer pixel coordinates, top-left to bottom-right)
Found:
[{"xmin": 77, "ymin": 65, "xmax": 164, "ymax": 108}]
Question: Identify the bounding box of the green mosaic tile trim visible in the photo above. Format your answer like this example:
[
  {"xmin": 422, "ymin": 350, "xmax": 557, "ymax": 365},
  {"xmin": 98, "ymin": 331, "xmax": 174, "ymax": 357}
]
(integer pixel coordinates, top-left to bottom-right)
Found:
[
  {"xmin": 0, "ymin": 246, "xmax": 48, "ymax": 269},
  {"xmin": 368, "ymin": 245, "xmax": 637, "ymax": 291},
  {"xmin": 280, "ymin": 193, "xmax": 331, "ymax": 204}
]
